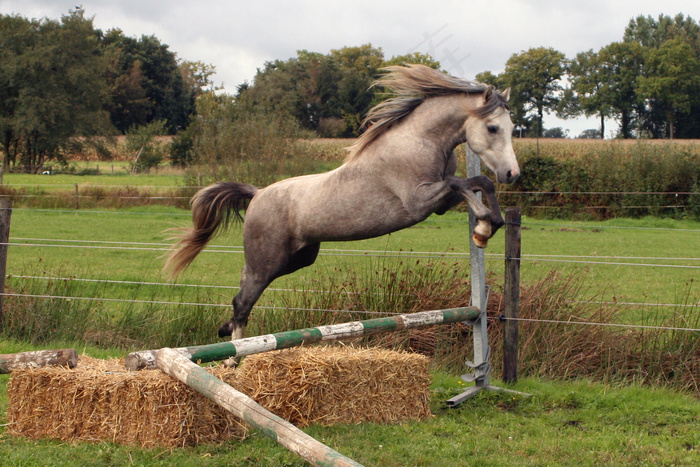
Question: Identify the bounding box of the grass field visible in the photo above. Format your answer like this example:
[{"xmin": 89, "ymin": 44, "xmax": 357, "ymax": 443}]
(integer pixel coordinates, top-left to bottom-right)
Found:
[
  {"xmin": 6, "ymin": 207, "xmax": 698, "ymax": 313},
  {"xmin": 0, "ymin": 141, "xmax": 698, "ymax": 465}
]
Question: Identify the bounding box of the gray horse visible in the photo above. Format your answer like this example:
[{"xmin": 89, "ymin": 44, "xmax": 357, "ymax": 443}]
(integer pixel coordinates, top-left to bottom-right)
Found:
[{"xmin": 165, "ymin": 64, "xmax": 520, "ymax": 342}]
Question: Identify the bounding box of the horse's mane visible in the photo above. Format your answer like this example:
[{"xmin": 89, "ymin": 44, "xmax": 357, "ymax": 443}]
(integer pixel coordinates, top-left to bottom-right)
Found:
[{"xmin": 345, "ymin": 64, "xmax": 508, "ymax": 163}]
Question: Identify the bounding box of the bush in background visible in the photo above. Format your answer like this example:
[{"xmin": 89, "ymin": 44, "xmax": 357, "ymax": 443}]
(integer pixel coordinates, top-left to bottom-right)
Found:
[{"xmin": 498, "ymin": 140, "xmax": 700, "ymax": 220}]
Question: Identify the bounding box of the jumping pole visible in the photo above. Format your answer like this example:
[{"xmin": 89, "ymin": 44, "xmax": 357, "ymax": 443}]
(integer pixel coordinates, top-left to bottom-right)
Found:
[
  {"xmin": 0, "ymin": 348, "xmax": 78, "ymax": 374},
  {"xmin": 126, "ymin": 307, "xmax": 481, "ymax": 371},
  {"xmin": 156, "ymin": 348, "xmax": 363, "ymax": 467}
]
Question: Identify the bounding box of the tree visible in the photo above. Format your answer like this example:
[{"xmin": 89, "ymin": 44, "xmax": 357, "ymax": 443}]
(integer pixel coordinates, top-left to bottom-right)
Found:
[
  {"xmin": 625, "ymin": 13, "xmax": 700, "ymax": 55},
  {"xmin": 625, "ymin": 13, "xmax": 700, "ymax": 138},
  {"xmin": 567, "ymin": 42, "xmax": 644, "ymax": 138},
  {"xmin": 0, "ymin": 14, "xmax": 34, "ymax": 169},
  {"xmin": 179, "ymin": 60, "xmax": 218, "ymax": 95},
  {"xmin": 577, "ymin": 129, "xmax": 601, "ymax": 139},
  {"xmin": 567, "ymin": 49, "xmax": 609, "ymax": 138},
  {"xmin": 1, "ymin": 9, "xmax": 112, "ymax": 172},
  {"xmin": 637, "ymin": 39, "xmax": 700, "ymax": 139},
  {"xmin": 543, "ymin": 127, "xmax": 568, "ymax": 138},
  {"xmin": 331, "ymin": 45, "xmax": 384, "ymax": 136},
  {"xmin": 597, "ymin": 41, "xmax": 645, "ymax": 138},
  {"xmin": 501, "ymin": 47, "xmax": 566, "ymax": 137},
  {"xmin": 382, "ymin": 52, "xmax": 440, "ymax": 69},
  {"xmin": 474, "ymin": 71, "xmax": 503, "ymax": 88},
  {"xmin": 101, "ymin": 30, "xmax": 195, "ymax": 133}
]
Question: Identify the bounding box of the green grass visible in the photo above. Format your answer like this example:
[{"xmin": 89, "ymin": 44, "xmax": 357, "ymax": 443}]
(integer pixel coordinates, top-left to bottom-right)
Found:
[
  {"xmin": 7, "ymin": 207, "xmax": 698, "ymax": 310},
  {"xmin": 4, "ymin": 170, "xmax": 185, "ymax": 189},
  {"xmin": 0, "ymin": 355, "xmax": 697, "ymax": 466}
]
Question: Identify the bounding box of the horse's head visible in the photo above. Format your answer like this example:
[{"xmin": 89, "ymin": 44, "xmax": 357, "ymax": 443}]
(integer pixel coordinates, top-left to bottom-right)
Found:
[{"xmin": 464, "ymin": 87, "xmax": 520, "ymax": 184}]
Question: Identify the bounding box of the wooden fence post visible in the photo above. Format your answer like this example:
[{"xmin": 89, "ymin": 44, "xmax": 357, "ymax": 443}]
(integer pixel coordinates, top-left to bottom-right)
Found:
[
  {"xmin": 503, "ymin": 207, "xmax": 521, "ymax": 384},
  {"xmin": 0, "ymin": 198, "xmax": 11, "ymax": 325}
]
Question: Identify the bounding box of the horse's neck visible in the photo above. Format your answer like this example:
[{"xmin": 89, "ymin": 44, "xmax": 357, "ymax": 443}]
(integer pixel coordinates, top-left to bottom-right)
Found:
[
  {"xmin": 365, "ymin": 96, "xmax": 468, "ymax": 164},
  {"xmin": 402, "ymin": 96, "xmax": 469, "ymax": 150}
]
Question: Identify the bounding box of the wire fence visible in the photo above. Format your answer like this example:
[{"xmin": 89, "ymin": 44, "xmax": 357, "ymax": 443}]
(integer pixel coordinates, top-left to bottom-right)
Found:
[
  {"xmin": 1, "ymin": 185, "xmax": 698, "ymax": 214},
  {"xmin": 2, "ymin": 182, "xmax": 698, "ymax": 327},
  {"xmin": 5, "ymin": 206, "xmax": 699, "ymax": 334}
]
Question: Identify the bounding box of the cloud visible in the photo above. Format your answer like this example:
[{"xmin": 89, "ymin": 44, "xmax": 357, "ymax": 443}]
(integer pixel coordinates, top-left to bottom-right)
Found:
[{"xmin": 2, "ymin": 0, "xmax": 698, "ymax": 135}]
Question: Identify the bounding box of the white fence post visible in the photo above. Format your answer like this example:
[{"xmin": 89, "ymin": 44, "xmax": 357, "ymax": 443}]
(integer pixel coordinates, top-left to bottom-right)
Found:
[{"xmin": 446, "ymin": 147, "xmax": 529, "ymax": 406}]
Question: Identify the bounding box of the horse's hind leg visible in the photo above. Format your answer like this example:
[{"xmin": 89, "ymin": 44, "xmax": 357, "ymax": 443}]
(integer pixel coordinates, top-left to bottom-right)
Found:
[
  {"xmin": 217, "ymin": 268, "xmax": 268, "ymax": 367},
  {"xmin": 218, "ymin": 242, "xmax": 321, "ymax": 340},
  {"xmin": 218, "ymin": 265, "xmax": 267, "ymax": 339}
]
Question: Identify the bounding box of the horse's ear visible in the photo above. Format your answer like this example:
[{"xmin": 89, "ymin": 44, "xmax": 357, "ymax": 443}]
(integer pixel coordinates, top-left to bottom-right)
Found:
[
  {"xmin": 483, "ymin": 86, "xmax": 493, "ymax": 103},
  {"xmin": 502, "ymin": 87, "xmax": 511, "ymax": 101}
]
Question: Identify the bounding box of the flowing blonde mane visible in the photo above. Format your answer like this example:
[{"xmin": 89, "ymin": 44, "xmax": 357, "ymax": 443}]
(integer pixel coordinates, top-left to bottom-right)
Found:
[{"xmin": 345, "ymin": 64, "xmax": 508, "ymax": 163}]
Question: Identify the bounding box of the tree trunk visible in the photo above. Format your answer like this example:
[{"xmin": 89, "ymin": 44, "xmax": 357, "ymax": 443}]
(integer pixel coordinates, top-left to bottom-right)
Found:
[{"xmin": 620, "ymin": 110, "xmax": 630, "ymax": 138}]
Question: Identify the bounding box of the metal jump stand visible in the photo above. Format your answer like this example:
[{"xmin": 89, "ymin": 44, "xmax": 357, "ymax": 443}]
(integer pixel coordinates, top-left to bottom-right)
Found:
[{"xmin": 446, "ymin": 148, "xmax": 530, "ymax": 407}]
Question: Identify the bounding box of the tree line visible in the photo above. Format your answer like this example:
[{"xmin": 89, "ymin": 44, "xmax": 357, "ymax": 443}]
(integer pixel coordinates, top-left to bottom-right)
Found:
[
  {"xmin": 480, "ymin": 13, "xmax": 700, "ymax": 139},
  {"xmin": 1, "ymin": 9, "xmax": 699, "ymax": 172},
  {"xmin": 0, "ymin": 8, "xmax": 211, "ymax": 172}
]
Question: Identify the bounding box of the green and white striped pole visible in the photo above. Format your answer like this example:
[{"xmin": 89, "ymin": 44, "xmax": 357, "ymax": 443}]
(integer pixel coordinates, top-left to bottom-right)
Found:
[{"xmin": 126, "ymin": 307, "xmax": 480, "ymax": 371}]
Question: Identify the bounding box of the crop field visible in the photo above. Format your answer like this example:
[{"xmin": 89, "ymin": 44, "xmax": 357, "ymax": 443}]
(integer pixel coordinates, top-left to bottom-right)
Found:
[{"xmin": 0, "ymin": 138, "xmax": 698, "ymax": 465}]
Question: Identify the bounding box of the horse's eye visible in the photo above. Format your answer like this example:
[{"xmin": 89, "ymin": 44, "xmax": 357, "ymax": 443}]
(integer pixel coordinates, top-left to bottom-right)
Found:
[{"xmin": 487, "ymin": 125, "xmax": 499, "ymax": 134}]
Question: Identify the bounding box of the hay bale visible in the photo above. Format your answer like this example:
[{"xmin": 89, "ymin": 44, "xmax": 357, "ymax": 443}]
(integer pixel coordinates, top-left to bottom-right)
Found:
[
  {"xmin": 6, "ymin": 356, "xmax": 247, "ymax": 447},
  {"xmin": 236, "ymin": 346, "xmax": 432, "ymax": 427},
  {"xmin": 7, "ymin": 346, "xmax": 432, "ymax": 447}
]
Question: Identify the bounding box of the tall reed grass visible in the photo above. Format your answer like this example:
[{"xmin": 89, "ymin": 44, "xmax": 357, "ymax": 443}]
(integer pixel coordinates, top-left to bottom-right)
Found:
[{"xmin": 2, "ymin": 261, "xmax": 697, "ymax": 394}]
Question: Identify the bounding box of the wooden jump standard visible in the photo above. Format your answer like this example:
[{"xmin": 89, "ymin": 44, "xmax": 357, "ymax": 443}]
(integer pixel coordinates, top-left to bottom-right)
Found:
[
  {"xmin": 157, "ymin": 347, "xmax": 363, "ymax": 467},
  {"xmin": 126, "ymin": 307, "xmax": 481, "ymax": 371}
]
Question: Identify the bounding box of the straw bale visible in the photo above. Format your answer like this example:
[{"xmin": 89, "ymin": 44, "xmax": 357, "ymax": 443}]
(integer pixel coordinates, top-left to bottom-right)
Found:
[
  {"xmin": 6, "ymin": 356, "xmax": 247, "ymax": 447},
  {"xmin": 236, "ymin": 345, "xmax": 432, "ymax": 427},
  {"xmin": 7, "ymin": 346, "xmax": 432, "ymax": 448}
]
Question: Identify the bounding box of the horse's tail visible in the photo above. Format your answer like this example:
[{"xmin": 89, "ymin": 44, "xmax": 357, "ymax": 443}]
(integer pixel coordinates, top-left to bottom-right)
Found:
[{"xmin": 164, "ymin": 182, "xmax": 258, "ymax": 278}]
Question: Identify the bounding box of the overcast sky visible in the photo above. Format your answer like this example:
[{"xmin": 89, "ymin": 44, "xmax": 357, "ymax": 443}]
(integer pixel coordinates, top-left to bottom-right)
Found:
[{"xmin": 2, "ymin": 0, "xmax": 699, "ymax": 136}]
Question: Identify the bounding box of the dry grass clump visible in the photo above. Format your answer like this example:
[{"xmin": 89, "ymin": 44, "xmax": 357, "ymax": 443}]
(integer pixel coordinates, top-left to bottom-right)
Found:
[
  {"xmin": 236, "ymin": 346, "xmax": 432, "ymax": 427},
  {"xmin": 488, "ymin": 270, "xmax": 700, "ymax": 395},
  {"xmin": 6, "ymin": 356, "xmax": 247, "ymax": 447}
]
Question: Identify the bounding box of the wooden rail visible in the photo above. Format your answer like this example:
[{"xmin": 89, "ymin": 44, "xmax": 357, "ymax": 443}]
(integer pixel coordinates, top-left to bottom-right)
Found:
[{"xmin": 157, "ymin": 347, "xmax": 363, "ymax": 467}]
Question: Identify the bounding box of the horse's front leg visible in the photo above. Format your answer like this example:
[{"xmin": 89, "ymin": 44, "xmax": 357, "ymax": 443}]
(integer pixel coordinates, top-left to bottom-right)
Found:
[{"xmin": 448, "ymin": 175, "xmax": 504, "ymax": 248}]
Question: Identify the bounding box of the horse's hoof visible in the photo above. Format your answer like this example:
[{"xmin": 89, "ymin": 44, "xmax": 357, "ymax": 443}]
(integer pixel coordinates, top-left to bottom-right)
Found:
[
  {"xmin": 222, "ymin": 357, "xmax": 240, "ymax": 368},
  {"xmin": 472, "ymin": 233, "xmax": 488, "ymax": 248},
  {"xmin": 218, "ymin": 321, "xmax": 233, "ymax": 337}
]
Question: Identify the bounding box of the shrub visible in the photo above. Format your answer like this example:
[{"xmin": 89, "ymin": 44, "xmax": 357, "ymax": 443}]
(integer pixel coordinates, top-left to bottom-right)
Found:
[
  {"xmin": 499, "ymin": 140, "xmax": 700, "ymax": 220},
  {"xmin": 124, "ymin": 121, "xmax": 168, "ymax": 173}
]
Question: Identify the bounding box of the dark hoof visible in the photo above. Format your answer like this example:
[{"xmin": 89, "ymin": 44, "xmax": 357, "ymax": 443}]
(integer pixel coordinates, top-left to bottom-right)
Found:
[{"xmin": 218, "ymin": 320, "xmax": 233, "ymax": 338}]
